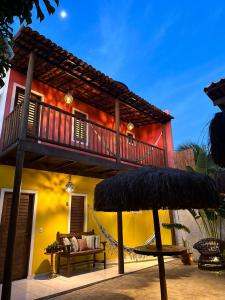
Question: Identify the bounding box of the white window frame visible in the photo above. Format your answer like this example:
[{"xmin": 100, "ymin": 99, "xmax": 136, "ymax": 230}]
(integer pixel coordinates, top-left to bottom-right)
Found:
[
  {"xmin": 71, "ymin": 108, "xmax": 89, "ymax": 146},
  {"xmin": 68, "ymin": 193, "xmax": 88, "ymax": 233},
  {"xmin": 10, "ymin": 83, "xmax": 44, "ymax": 143},
  {"xmin": 10, "ymin": 83, "xmax": 44, "ymax": 113}
]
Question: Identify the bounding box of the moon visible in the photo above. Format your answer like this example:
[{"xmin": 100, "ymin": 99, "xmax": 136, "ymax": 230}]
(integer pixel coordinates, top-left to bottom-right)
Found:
[{"xmin": 60, "ymin": 10, "xmax": 67, "ymax": 19}]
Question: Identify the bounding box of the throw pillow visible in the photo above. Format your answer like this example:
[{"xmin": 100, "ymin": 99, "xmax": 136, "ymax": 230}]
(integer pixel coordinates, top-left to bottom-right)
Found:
[
  {"xmin": 62, "ymin": 237, "xmax": 71, "ymax": 252},
  {"xmin": 78, "ymin": 239, "xmax": 88, "ymax": 251},
  {"xmin": 82, "ymin": 235, "xmax": 95, "ymax": 249},
  {"xmin": 62, "ymin": 237, "xmax": 71, "ymax": 246},
  {"xmin": 95, "ymin": 235, "xmax": 101, "ymax": 249},
  {"xmin": 70, "ymin": 236, "xmax": 79, "ymax": 252}
]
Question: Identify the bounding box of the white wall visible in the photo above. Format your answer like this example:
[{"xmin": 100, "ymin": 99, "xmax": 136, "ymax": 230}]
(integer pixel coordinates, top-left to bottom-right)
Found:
[
  {"xmin": 174, "ymin": 210, "xmax": 225, "ymax": 260},
  {"xmin": 173, "ymin": 210, "xmax": 202, "ymax": 260},
  {"xmin": 0, "ymin": 70, "xmax": 10, "ymax": 137}
]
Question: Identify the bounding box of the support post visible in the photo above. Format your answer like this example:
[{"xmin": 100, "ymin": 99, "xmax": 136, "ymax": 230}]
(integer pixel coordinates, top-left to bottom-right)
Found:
[
  {"xmin": 19, "ymin": 52, "xmax": 35, "ymax": 140},
  {"xmin": 115, "ymin": 98, "xmax": 120, "ymax": 163},
  {"xmin": 1, "ymin": 149, "xmax": 25, "ymax": 300},
  {"xmin": 162, "ymin": 123, "xmax": 168, "ymax": 167},
  {"xmin": 162, "ymin": 123, "xmax": 176, "ymax": 244},
  {"xmin": 115, "ymin": 98, "xmax": 124, "ymax": 274},
  {"xmin": 1, "ymin": 52, "xmax": 35, "ymax": 300},
  {"xmin": 152, "ymin": 208, "xmax": 168, "ymax": 300}
]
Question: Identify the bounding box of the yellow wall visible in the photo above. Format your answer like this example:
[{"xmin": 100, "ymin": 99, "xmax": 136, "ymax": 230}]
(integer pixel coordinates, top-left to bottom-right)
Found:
[{"xmin": 0, "ymin": 165, "xmax": 172, "ymax": 276}]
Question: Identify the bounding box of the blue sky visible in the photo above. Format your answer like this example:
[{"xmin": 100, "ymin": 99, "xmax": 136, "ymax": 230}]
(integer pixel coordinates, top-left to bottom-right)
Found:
[{"xmin": 13, "ymin": 0, "xmax": 225, "ymax": 149}]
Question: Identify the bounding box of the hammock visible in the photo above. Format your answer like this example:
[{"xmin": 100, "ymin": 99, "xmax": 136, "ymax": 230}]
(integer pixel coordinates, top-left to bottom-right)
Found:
[
  {"xmin": 90, "ymin": 123, "xmax": 163, "ymax": 163},
  {"xmin": 135, "ymin": 132, "xmax": 162, "ymax": 164},
  {"xmin": 90, "ymin": 206, "xmax": 168, "ymax": 258}
]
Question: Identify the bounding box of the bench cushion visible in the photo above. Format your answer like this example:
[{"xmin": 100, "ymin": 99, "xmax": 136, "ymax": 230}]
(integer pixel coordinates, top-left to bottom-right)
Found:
[{"xmin": 60, "ymin": 248, "xmax": 104, "ymax": 257}]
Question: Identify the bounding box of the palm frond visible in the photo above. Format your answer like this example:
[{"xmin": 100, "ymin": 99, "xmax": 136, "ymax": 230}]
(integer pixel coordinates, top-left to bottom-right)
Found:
[{"xmin": 162, "ymin": 223, "xmax": 190, "ymax": 234}]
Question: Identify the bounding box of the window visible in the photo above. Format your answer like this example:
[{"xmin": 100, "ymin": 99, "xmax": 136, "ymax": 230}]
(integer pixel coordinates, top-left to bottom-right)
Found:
[
  {"xmin": 13, "ymin": 86, "xmax": 42, "ymax": 136},
  {"xmin": 72, "ymin": 109, "xmax": 88, "ymax": 144},
  {"xmin": 127, "ymin": 132, "xmax": 135, "ymax": 145},
  {"xmin": 70, "ymin": 195, "xmax": 85, "ymax": 232}
]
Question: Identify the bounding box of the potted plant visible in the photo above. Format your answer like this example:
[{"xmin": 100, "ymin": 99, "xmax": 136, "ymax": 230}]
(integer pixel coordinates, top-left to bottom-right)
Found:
[
  {"xmin": 162, "ymin": 222, "xmax": 192, "ymax": 265},
  {"xmin": 45, "ymin": 241, "xmax": 59, "ymax": 253}
]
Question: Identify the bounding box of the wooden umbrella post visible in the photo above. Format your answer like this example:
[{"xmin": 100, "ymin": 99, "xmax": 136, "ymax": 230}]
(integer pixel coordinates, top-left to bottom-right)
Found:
[
  {"xmin": 115, "ymin": 98, "xmax": 124, "ymax": 274},
  {"xmin": 117, "ymin": 211, "xmax": 124, "ymax": 274},
  {"xmin": 152, "ymin": 207, "xmax": 168, "ymax": 300}
]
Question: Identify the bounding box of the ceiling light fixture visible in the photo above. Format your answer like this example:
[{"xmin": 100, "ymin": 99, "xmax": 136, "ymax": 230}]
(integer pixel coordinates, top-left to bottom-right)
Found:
[
  {"xmin": 127, "ymin": 122, "xmax": 134, "ymax": 131},
  {"xmin": 64, "ymin": 91, "xmax": 74, "ymax": 104},
  {"xmin": 65, "ymin": 175, "xmax": 75, "ymax": 193}
]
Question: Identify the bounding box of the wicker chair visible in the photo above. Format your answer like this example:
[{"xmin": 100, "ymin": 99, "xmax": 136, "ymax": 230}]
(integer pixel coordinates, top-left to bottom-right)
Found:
[{"xmin": 193, "ymin": 238, "xmax": 225, "ymax": 271}]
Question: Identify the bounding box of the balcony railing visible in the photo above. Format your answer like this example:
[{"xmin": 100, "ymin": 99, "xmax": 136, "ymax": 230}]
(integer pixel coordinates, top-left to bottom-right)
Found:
[{"xmin": 1, "ymin": 99, "xmax": 165, "ymax": 167}]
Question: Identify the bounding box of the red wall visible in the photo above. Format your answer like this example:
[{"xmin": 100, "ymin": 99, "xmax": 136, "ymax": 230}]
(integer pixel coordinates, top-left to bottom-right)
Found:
[
  {"xmin": 4, "ymin": 69, "xmax": 174, "ymax": 165},
  {"xmin": 135, "ymin": 122, "xmax": 174, "ymax": 167}
]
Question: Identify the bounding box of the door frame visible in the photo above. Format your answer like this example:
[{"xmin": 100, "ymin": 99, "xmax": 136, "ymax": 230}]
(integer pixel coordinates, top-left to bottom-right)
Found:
[
  {"xmin": 0, "ymin": 188, "xmax": 38, "ymax": 279},
  {"xmin": 68, "ymin": 193, "xmax": 88, "ymax": 232}
]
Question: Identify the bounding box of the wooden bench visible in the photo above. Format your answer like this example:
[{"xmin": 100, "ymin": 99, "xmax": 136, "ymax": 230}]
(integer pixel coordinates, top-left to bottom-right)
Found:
[{"xmin": 56, "ymin": 230, "xmax": 106, "ymax": 276}]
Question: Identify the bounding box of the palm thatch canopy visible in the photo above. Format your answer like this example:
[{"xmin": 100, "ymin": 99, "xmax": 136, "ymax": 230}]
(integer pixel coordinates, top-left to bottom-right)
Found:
[
  {"xmin": 209, "ymin": 112, "xmax": 225, "ymax": 167},
  {"xmin": 94, "ymin": 167, "xmax": 220, "ymax": 212}
]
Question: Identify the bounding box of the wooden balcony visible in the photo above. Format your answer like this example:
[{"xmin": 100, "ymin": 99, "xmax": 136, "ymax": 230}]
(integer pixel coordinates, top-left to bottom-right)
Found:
[{"xmin": 0, "ymin": 100, "xmax": 166, "ymax": 178}]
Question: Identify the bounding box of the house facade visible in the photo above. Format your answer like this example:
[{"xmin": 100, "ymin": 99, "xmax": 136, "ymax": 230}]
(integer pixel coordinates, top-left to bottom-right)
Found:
[{"xmin": 0, "ymin": 27, "xmax": 174, "ymax": 282}]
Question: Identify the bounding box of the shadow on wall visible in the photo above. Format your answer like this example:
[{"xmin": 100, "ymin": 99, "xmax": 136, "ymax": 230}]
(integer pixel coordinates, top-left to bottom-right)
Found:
[{"xmin": 34, "ymin": 259, "xmax": 51, "ymax": 278}]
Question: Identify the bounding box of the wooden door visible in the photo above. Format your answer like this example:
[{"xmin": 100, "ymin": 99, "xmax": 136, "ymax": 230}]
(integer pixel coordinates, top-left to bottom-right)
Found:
[
  {"xmin": 0, "ymin": 192, "xmax": 34, "ymax": 282},
  {"xmin": 70, "ymin": 195, "xmax": 85, "ymax": 232}
]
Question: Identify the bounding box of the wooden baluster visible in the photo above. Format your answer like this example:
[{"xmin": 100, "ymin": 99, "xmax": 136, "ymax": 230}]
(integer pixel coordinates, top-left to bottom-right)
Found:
[
  {"xmin": 91, "ymin": 123, "xmax": 94, "ymax": 152},
  {"xmin": 33, "ymin": 100, "xmax": 38, "ymax": 139},
  {"xmin": 78, "ymin": 117, "xmax": 82, "ymax": 149},
  {"xmin": 46, "ymin": 107, "xmax": 50, "ymax": 141},
  {"xmin": 84, "ymin": 119, "xmax": 87, "ymax": 149},
  {"xmin": 151, "ymin": 146, "xmax": 153, "ymax": 165},
  {"xmin": 96, "ymin": 124, "xmax": 99, "ymax": 153},
  {"xmin": 9, "ymin": 112, "xmax": 13, "ymax": 145},
  {"xmin": 100, "ymin": 127, "xmax": 103, "ymax": 155},
  {"xmin": 1, "ymin": 119, "xmax": 5, "ymax": 149},
  {"xmin": 58, "ymin": 111, "xmax": 61, "ymax": 143},
  {"xmin": 102, "ymin": 128, "xmax": 105, "ymax": 155},
  {"xmin": 4, "ymin": 117, "xmax": 8, "ymax": 147},
  {"xmin": 64, "ymin": 114, "xmax": 66, "ymax": 144},
  {"xmin": 51, "ymin": 109, "xmax": 55, "ymax": 141},
  {"xmin": 39, "ymin": 104, "xmax": 44, "ymax": 141}
]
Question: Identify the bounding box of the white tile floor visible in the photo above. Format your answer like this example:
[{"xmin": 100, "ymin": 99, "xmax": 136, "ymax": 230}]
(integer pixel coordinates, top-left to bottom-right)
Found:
[{"xmin": 0, "ymin": 257, "xmax": 174, "ymax": 300}]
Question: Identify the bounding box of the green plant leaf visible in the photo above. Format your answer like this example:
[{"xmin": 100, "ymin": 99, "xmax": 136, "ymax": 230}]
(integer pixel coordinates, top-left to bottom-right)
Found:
[{"xmin": 162, "ymin": 223, "xmax": 190, "ymax": 234}]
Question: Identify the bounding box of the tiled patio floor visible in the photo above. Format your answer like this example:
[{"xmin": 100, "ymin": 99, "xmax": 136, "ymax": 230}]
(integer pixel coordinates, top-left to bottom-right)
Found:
[
  {"xmin": 52, "ymin": 260, "xmax": 225, "ymax": 300},
  {"xmin": 0, "ymin": 258, "xmax": 173, "ymax": 300}
]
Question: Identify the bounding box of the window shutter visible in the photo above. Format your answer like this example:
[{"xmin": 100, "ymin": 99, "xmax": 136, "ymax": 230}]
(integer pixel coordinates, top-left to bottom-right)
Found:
[
  {"xmin": 74, "ymin": 111, "xmax": 87, "ymax": 143},
  {"xmin": 14, "ymin": 87, "xmax": 41, "ymax": 136},
  {"xmin": 70, "ymin": 196, "xmax": 85, "ymax": 232}
]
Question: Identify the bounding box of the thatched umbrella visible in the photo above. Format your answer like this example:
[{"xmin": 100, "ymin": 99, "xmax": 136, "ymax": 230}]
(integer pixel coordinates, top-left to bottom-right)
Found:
[{"xmin": 94, "ymin": 166, "xmax": 220, "ymax": 300}]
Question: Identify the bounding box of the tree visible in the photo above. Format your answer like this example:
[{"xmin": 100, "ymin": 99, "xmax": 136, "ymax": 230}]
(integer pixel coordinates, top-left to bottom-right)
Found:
[{"xmin": 0, "ymin": 0, "xmax": 59, "ymax": 88}]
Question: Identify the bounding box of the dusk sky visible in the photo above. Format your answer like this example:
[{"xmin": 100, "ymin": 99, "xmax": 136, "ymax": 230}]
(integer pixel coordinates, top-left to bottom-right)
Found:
[{"xmin": 13, "ymin": 0, "xmax": 225, "ymax": 149}]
